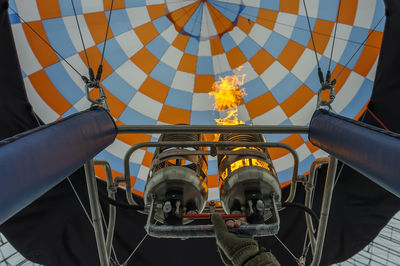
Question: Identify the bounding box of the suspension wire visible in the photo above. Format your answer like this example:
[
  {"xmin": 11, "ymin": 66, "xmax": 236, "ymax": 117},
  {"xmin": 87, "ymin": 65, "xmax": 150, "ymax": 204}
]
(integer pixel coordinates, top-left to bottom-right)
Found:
[
  {"xmin": 208, "ymin": 2, "xmax": 380, "ymax": 50},
  {"xmin": 122, "ymin": 233, "xmax": 149, "ymax": 265},
  {"xmin": 333, "ymin": 15, "xmax": 385, "ymax": 82},
  {"xmin": 70, "ymin": 0, "xmax": 93, "ymax": 80},
  {"xmin": 9, "ymin": 7, "xmax": 83, "ymax": 78},
  {"xmin": 99, "ymin": 203, "xmax": 120, "ymax": 265},
  {"xmin": 274, "ymin": 235, "xmax": 300, "ymax": 264},
  {"xmin": 327, "ymin": 0, "xmax": 342, "ymax": 76},
  {"xmin": 97, "ymin": 0, "xmax": 115, "ymax": 81},
  {"xmin": 67, "ymin": 177, "xmax": 93, "ymax": 226},
  {"xmin": 301, "ymin": 0, "xmax": 324, "ymax": 84}
]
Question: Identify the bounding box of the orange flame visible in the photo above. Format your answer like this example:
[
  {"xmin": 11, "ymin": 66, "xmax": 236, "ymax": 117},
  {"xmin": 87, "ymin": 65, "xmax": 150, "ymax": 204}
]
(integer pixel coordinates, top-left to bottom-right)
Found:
[{"xmin": 209, "ymin": 73, "xmax": 247, "ymax": 126}]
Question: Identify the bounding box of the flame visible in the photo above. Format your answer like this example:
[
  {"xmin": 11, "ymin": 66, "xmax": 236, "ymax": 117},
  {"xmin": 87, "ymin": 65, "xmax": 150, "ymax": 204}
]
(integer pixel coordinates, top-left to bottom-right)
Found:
[{"xmin": 209, "ymin": 72, "xmax": 247, "ymax": 126}]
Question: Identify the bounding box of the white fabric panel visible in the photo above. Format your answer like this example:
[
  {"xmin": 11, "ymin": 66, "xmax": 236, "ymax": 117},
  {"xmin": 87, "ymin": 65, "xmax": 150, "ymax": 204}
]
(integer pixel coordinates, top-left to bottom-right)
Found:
[
  {"xmin": 11, "ymin": 24, "xmax": 42, "ymax": 75},
  {"xmin": 354, "ymin": 0, "xmax": 376, "ymax": 29},
  {"xmin": 81, "ymin": 0, "xmax": 103, "ymax": 13},
  {"xmin": 192, "ymin": 93, "xmax": 215, "ymax": 111},
  {"xmin": 126, "ymin": 7, "xmax": 151, "ymax": 28},
  {"xmin": 161, "ymin": 46, "xmax": 184, "ymax": 69},
  {"xmin": 260, "ymin": 61, "xmax": 289, "ymax": 89},
  {"xmin": 171, "ymin": 71, "xmax": 195, "ymax": 92},
  {"xmin": 63, "ymin": 15, "xmax": 95, "ymax": 53},
  {"xmin": 116, "ymin": 60, "xmax": 147, "ymax": 89},
  {"xmin": 24, "ymin": 78, "xmax": 59, "ymax": 123},
  {"xmin": 249, "ymin": 24, "xmax": 272, "ymax": 47},
  {"xmin": 115, "ymin": 30, "xmax": 143, "ymax": 58},
  {"xmin": 252, "ymin": 106, "xmax": 287, "ymax": 125},
  {"xmin": 292, "ymin": 48, "xmax": 320, "ymax": 82},
  {"xmin": 15, "ymin": 0, "xmax": 40, "ymax": 22},
  {"xmin": 274, "ymin": 12, "xmax": 297, "ymax": 39},
  {"xmin": 128, "ymin": 92, "xmax": 163, "ymax": 120},
  {"xmin": 331, "ymin": 72, "xmax": 364, "ymax": 113}
]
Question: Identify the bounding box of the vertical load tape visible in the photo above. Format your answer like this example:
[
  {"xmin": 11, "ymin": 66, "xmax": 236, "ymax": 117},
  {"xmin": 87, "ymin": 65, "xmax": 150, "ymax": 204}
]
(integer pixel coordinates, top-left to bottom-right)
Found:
[
  {"xmin": 0, "ymin": 107, "xmax": 117, "ymax": 224},
  {"xmin": 309, "ymin": 109, "xmax": 400, "ymax": 197}
]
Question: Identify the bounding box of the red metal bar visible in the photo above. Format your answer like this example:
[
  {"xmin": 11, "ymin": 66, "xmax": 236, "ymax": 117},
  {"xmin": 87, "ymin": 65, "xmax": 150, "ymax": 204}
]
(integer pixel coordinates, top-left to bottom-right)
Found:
[{"xmin": 182, "ymin": 213, "xmax": 246, "ymax": 219}]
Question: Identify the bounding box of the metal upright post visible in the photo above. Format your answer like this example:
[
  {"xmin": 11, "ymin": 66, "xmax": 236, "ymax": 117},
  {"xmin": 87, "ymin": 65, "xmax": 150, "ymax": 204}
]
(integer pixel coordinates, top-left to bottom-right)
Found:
[
  {"xmin": 84, "ymin": 160, "xmax": 109, "ymax": 266},
  {"xmin": 310, "ymin": 156, "xmax": 338, "ymax": 266}
]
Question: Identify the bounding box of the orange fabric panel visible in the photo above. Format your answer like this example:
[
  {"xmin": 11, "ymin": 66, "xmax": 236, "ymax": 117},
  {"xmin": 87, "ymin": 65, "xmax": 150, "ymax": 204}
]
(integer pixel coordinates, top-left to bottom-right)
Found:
[
  {"xmin": 249, "ymin": 48, "xmax": 275, "ymax": 75},
  {"xmin": 84, "ymin": 12, "xmax": 114, "ymax": 44},
  {"xmin": 172, "ymin": 34, "xmax": 190, "ymax": 51},
  {"xmin": 307, "ymin": 19, "xmax": 334, "ymax": 55},
  {"xmin": 330, "ymin": 63, "xmax": 351, "ymax": 95},
  {"xmin": 281, "ymin": 84, "xmax": 314, "ymax": 117},
  {"xmin": 245, "ymin": 92, "xmax": 278, "ymax": 119},
  {"xmin": 36, "ymin": 0, "xmax": 61, "ymax": 19},
  {"xmin": 237, "ymin": 16, "xmax": 255, "ymax": 35},
  {"xmin": 256, "ymin": 9, "xmax": 278, "ymax": 30},
  {"xmin": 210, "ymin": 39, "xmax": 225, "ymax": 55},
  {"xmin": 353, "ymin": 30, "xmax": 383, "ymax": 77},
  {"xmin": 269, "ymin": 134, "xmax": 304, "ymax": 160},
  {"xmin": 194, "ymin": 75, "xmax": 215, "ymax": 93},
  {"xmin": 139, "ymin": 77, "xmax": 169, "ymax": 103},
  {"xmin": 134, "ymin": 22, "xmax": 158, "ymax": 46},
  {"xmin": 338, "ymin": 0, "xmax": 358, "ymax": 25},
  {"xmin": 95, "ymin": 87, "xmax": 126, "ymax": 118},
  {"xmin": 22, "ymin": 22, "xmax": 59, "ymax": 68},
  {"xmin": 130, "ymin": 47, "xmax": 158, "ymax": 74},
  {"xmin": 208, "ymin": 174, "xmax": 219, "ymax": 188},
  {"xmin": 305, "ymin": 140, "xmax": 320, "ymax": 153},
  {"xmin": 116, "ymin": 132, "xmax": 152, "ymax": 147},
  {"xmin": 280, "ymin": 180, "xmax": 292, "ymax": 188},
  {"xmin": 206, "ymin": 3, "xmax": 235, "ymax": 35},
  {"xmin": 141, "ymin": 151, "xmax": 154, "ymax": 168},
  {"xmin": 79, "ymin": 46, "xmax": 113, "ymax": 81},
  {"xmin": 178, "ymin": 53, "xmax": 197, "ymax": 74},
  {"xmin": 167, "ymin": 2, "xmax": 200, "ymax": 33},
  {"xmin": 103, "ymin": 0, "xmax": 125, "ymax": 11},
  {"xmin": 29, "ymin": 70, "xmax": 71, "ymax": 115},
  {"xmin": 226, "ymin": 47, "xmax": 247, "ymax": 69},
  {"xmin": 280, "ymin": 0, "xmax": 299, "ymax": 14},
  {"xmin": 278, "ymin": 40, "xmax": 305, "ymax": 71},
  {"xmin": 147, "ymin": 4, "xmax": 167, "ymax": 20},
  {"xmin": 158, "ymin": 105, "xmax": 191, "ymax": 124}
]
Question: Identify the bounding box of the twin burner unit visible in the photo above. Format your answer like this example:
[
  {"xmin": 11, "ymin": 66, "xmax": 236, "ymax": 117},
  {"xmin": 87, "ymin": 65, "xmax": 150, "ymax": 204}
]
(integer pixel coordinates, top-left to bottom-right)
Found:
[{"xmin": 143, "ymin": 131, "xmax": 282, "ymax": 237}]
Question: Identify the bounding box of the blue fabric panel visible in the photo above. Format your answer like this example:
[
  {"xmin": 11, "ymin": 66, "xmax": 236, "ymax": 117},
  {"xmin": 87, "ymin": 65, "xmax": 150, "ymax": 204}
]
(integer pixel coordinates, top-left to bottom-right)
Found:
[
  {"xmin": 150, "ymin": 61, "xmax": 176, "ymax": 86},
  {"xmin": 59, "ymin": 0, "xmax": 82, "ymax": 16},
  {"xmin": 271, "ymin": 73, "xmax": 302, "ymax": 104},
  {"xmin": 260, "ymin": 0, "xmax": 279, "ymax": 11},
  {"xmin": 146, "ymin": 35, "xmax": 170, "ymax": 59},
  {"xmin": 45, "ymin": 62, "xmax": 84, "ymax": 104},
  {"xmin": 102, "ymin": 72, "xmax": 136, "ymax": 105},
  {"xmin": 185, "ymin": 37, "xmax": 199, "ymax": 55},
  {"xmin": 0, "ymin": 107, "xmax": 117, "ymax": 224},
  {"xmin": 107, "ymin": 9, "xmax": 132, "ymax": 36},
  {"xmin": 209, "ymin": 0, "xmax": 241, "ymax": 22},
  {"xmin": 165, "ymin": 88, "xmax": 192, "ymax": 110},
  {"xmin": 239, "ymin": 37, "xmax": 260, "ymax": 60},
  {"xmin": 183, "ymin": 2, "xmax": 203, "ymax": 37},
  {"xmin": 125, "ymin": 0, "xmax": 146, "ymax": 8},
  {"xmin": 220, "ymin": 33, "xmax": 236, "ymax": 52},
  {"xmin": 291, "ymin": 16, "xmax": 314, "ymax": 46},
  {"xmin": 190, "ymin": 111, "xmax": 219, "ymax": 125},
  {"xmin": 309, "ymin": 109, "xmax": 400, "ymax": 197},
  {"xmin": 243, "ymin": 77, "xmax": 267, "ymax": 102},
  {"xmin": 119, "ymin": 106, "xmax": 157, "ymax": 125},
  {"xmin": 97, "ymin": 38, "xmax": 128, "ymax": 69},
  {"xmin": 240, "ymin": 6, "xmax": 259, "ymax": 22},
  {"xmin": 317, "ymin": 0, "xmax": 338, "ymax": 21},
  {"xmin": 196, "ymin": 56, "xmax": 214, "ymax": 75},
  {"xmin": 42, "ymin": 18, "xmax": 77, "ymax": 59},
  {"xmin": 264, "ymin": 32, "xmax": 288, "ymax": 58},
  {"xmin": 339, "ymin": 26, "xmax": 369, "ymax": 70}
]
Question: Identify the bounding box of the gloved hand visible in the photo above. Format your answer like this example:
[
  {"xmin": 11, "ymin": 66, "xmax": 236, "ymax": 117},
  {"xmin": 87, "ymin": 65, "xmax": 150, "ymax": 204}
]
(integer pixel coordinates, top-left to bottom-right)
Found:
[
  {"xmin": 212, "ymin": 214, "xmax": 259, "ymax": 266},
  {"xmin": 211, "ymin": 214, "xmax": 281, "ymax": 266}
]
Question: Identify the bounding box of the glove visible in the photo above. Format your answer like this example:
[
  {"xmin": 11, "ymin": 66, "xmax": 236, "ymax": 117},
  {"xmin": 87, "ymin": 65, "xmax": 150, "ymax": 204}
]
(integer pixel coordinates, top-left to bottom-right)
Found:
[{"xmin": 212, "ymin": 214, "xmax": 259, "ymax": 266}]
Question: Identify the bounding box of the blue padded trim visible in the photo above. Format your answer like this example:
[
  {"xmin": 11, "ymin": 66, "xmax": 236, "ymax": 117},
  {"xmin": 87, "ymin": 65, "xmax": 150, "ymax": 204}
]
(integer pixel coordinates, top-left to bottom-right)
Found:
[
  {"xmin": 0, "ymin": 107, "xmax": 117, "ymax": 224},
  {"xmin": 309, "ymin": 109, "xmax": 400, "ymax": 197}
]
